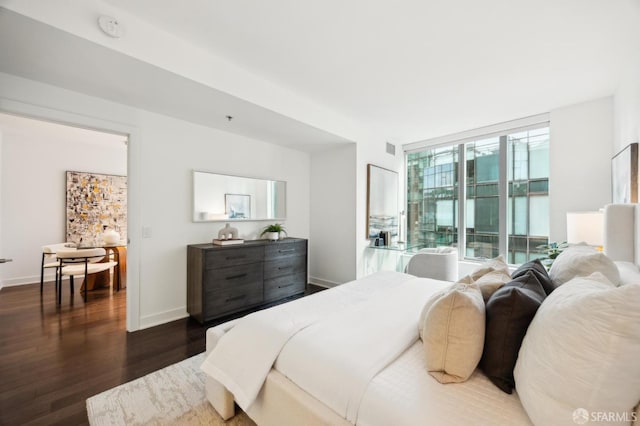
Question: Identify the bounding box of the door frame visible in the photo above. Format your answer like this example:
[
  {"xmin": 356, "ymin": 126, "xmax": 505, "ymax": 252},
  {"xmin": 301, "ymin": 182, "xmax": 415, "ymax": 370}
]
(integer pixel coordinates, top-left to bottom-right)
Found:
[{"xmin": 0, "ymin": 97, "xmax": 141, "ymax": 331}]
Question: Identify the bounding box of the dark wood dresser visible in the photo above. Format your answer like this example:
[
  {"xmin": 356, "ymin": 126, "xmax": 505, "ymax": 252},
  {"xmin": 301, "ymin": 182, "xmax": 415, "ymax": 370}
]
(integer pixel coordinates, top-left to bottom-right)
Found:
[{"xmin": 187, "ymin": 238, "xmax": 307, "ymax": 323}]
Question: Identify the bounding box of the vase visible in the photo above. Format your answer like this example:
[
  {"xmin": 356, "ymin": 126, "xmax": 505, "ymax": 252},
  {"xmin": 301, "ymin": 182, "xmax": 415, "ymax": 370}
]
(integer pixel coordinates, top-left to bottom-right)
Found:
[
  {"xmin": 103, "ymin": 229, "xmax": 120, "ymax": 245},
  {"xmin": 265, "ymin": 231, "xmax": 279, "ymax": 241}
]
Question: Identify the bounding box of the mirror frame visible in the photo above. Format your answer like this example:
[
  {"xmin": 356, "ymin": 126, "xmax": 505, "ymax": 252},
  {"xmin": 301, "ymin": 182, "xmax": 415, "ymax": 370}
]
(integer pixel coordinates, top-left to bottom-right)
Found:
[
  {"xmin": 366, "ymin": 164, "xmax": 399, "ymax": 242},
  {"xmin": 192, "ymin": 170, "xmax": 287, "ymax": 222}
]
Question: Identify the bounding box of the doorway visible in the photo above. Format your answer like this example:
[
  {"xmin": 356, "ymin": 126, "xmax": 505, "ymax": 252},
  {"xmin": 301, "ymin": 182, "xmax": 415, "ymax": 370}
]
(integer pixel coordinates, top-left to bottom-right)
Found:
[{"xmin": 0, "ymin": 112, "xmax": 129, "ymax": 320}]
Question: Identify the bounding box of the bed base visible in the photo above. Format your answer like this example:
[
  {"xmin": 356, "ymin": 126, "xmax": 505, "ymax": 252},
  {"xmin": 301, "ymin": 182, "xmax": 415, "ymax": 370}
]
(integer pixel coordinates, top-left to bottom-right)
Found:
[{"xmin": 205, "ymin": 322, "xmax": 351, "ymax": 425}]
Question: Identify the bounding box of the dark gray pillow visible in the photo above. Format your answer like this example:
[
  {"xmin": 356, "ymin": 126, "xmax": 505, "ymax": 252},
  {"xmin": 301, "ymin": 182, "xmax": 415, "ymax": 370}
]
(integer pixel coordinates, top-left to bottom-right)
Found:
[
  {"xmin": 480, "ymin": 271, "xmax": 546, "ymax": 394},
  {"xmin": 511, "ymin": 258, "xmax": 556, "ymax": 295}
]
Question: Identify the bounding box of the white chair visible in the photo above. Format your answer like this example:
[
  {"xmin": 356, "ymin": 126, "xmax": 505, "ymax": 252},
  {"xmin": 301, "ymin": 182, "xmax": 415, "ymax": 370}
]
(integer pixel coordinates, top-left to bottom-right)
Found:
[
  {"xmin": 56, "ymin": 248, "xmax": 118, "ymax": 304},
  {"xmin": 406, "ymin": 247, "xmax": 459, "ymax": 281},
  {"xmin": 40, "ymin": 243, "xmax": 76, "ymax": 293}
]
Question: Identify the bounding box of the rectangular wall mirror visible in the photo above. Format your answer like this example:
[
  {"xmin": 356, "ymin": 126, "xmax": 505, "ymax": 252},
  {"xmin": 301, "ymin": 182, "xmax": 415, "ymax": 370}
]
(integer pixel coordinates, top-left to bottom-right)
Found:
[
  {"xmin": 367, "ymin": 164, "xmax": 399, "ymax": 243},
  {"xmin": 193, "ymin": 171, "xmax": 286, "ymax": 222}
]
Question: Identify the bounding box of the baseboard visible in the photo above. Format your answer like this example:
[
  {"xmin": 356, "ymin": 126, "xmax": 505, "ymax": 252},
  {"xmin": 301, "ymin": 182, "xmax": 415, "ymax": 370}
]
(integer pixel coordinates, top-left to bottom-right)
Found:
[
  {"xmin": 308, "ymin": 276, "xmax": 341, "ymax": 288},
  {"xmin": 0, "ymin": 274, "xmax": 42, "ymax": 288},
  {"xmin": 139, "ymin": 308, "xmax": 189, "ymax": 330}
]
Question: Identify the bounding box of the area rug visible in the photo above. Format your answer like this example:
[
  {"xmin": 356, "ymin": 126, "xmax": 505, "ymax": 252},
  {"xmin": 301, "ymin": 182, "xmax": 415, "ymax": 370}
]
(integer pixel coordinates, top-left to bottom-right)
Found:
[{"xmin": 86, "ymin": 352, "xmax": 255, "ymax": 425}]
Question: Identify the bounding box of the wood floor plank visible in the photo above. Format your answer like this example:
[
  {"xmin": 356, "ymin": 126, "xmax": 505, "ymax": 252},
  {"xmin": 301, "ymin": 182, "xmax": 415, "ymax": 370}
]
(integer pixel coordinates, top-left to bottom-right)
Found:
[
  {"xmin": 0, "ymin": 281, "xmax": 207, "ymax": 425},
  {"xmin": 0, "ymin": 280, "xmax": 325, "ymax": 424}
]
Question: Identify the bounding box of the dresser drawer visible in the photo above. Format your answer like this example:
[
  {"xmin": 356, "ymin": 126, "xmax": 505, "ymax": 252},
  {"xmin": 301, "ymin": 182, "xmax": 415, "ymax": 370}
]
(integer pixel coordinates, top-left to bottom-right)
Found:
[
  {"xmin": 264, "ymin": 255, "xmax": 306, "ymax": 280},
  {"xmin": 264, "ymin": 272, "xmax": 306, "ymax": 302},
  {"xmin": 204, "ymin": 281, "xmax": 263, "ymax": 319},
  {"xmin": 206, "ymin": 262, "xmax": 263, "ymax": 292},
  {"xmin": 188, "ymin": 239, "xmax": 307, "ymax": 324},
  {"xmin": 264, "ymin": 241, "xmax": 307, "ymax": 260},
  {"xmin": 205, "ymin": 246, "xmax": 264, "ymax": 269}
]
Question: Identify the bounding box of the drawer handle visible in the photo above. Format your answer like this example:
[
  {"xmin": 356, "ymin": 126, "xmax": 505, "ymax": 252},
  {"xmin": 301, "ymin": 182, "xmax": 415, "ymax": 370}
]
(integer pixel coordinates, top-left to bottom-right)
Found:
[
  {"xmin": 226, "ymin": 255, "xmax": 246, "ymax": 260},
  {"xmin": 278, "ymin": 266, "xmax": 291, "ymax": 271},
  {"xmin": 278, "ymin": 283, "xmax": 296, "ymax": 289},
  {"xmin": 226, "ymin": 294, "xmax": 247, "ymax": 302},
  {"xmin": 226, "ymin": 273, "xmax": 247, "ymax": 280},
  {"xmin": 279, "ymin": 249, "xmax": 295, "ymax": 253}
]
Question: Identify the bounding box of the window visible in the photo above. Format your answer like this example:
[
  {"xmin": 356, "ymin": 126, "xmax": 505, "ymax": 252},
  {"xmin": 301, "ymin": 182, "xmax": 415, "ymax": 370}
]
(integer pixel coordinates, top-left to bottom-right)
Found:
[{"xmin": 406, "ymin": 125, "xmax": 549, "ymax": 264}]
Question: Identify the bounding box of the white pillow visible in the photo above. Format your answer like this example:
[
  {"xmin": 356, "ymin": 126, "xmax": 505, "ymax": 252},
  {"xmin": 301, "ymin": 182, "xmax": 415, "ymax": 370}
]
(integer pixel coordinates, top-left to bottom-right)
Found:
[
  {"xmin": 549, "ymin": 245, "xmax": 620, "ymax": 286},
  {"xmin": 615, "ymin": 261, "xmax": 640, "ymax": 286},
  {"xmin": 514, "ymin": 272, "xmax": 640, "ymax": 426}
]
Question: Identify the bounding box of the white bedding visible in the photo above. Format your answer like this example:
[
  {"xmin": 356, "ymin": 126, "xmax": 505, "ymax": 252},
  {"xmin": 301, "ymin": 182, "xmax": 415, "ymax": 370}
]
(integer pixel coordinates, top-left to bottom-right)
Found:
[
  {"xmin": 201, "ymin": 271, "xmax": 419, "ymax": 409},
  {"xmin": 274, "ymin": 276, "xmax": 451, "ymax": 422},
  {"xmin": 357, "ymin": 341, "xmax": 533, "ymax": 426}
]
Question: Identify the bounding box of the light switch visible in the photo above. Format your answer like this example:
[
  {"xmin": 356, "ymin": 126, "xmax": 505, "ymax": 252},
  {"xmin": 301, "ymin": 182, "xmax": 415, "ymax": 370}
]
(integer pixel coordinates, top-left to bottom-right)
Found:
[{"xmin": 142, "ymin": 227, "xmax": 152, "ymax": 238}]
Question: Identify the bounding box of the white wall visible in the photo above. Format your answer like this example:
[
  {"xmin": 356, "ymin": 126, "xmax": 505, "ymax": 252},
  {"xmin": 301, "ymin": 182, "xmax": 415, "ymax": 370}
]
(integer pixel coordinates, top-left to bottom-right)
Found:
[
  {"xmin": 0, "ymin": 116, "xmax": 126, "ymax": 287},
  {"xmin": 0, "ymin": 72, "xmax": 310, "ymax": 329},
  {"xmin": 137, "ymin": 114, "xmax": 310, "ymax": 324},
  {"xmin": 355, "ymin": 139, "xmax": 405, "ymax": 278},
  {"xmin": 614, "ymin": 71, "xmax": 640, "ymax": 152},
  {"xmin": 613, "ymin": 27, "xmax": 640, "ymax": 152},
  {"xmin": 549, "ymin": 97, "xmax": 614, "ymax": 242},
  {"xmin": 309, "ymin": 144, "xmax": 357, "ymax": 286}
]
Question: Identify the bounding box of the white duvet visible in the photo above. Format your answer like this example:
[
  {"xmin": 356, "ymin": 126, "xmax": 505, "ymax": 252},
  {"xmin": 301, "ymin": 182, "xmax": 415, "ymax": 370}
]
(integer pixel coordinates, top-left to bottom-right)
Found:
[
  {"xmin": 200, "ymin": 271, "xmax": 427, "ymax": 410},
  {"xmin": 275, "ymin": 275, "xmax": 451, "ymax": 422}
]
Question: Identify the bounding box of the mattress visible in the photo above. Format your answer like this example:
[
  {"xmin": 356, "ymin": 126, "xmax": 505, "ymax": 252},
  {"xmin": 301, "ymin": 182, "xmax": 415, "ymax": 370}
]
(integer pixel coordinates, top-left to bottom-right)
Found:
[{"xmin": 357, "ymin": 341, "xmax": 533, "ymax": 426}]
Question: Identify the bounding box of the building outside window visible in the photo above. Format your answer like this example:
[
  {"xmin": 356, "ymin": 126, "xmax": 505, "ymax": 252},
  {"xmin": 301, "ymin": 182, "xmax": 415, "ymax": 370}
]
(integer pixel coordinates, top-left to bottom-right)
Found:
[{"xmin": 406, "ymin": 126, "xmax": 549, "ymax": 264}]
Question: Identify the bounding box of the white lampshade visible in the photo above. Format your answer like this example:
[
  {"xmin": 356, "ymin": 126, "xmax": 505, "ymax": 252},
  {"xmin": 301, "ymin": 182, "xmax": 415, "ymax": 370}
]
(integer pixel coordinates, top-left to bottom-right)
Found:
[{"xmin": 566, "ymin": 211, "xmax": 603, "ymax": 246}]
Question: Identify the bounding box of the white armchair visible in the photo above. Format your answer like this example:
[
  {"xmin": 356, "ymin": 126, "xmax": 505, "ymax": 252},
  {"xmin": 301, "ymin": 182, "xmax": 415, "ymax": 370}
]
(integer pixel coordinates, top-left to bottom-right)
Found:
[{"xmin": 406, "ymin": 247, "xmax": 459, "ymax": 281}]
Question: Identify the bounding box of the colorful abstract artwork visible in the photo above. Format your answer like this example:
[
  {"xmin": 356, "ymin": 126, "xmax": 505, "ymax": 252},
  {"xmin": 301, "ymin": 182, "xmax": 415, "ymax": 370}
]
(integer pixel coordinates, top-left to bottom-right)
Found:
[{"xmin": 66, "ymin": 171, "xmax": 127, "ymax": 245}]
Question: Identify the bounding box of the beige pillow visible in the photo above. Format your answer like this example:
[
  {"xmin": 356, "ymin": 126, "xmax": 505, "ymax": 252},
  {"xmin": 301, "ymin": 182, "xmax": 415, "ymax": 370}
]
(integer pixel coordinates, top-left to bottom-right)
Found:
[
  {"xmin": 457, "ymin": 255, "xmax": 510, "ymax": 302},
  {"xmin": 469, "ymin": 255, "xmax": 509, "ymax": 280},
  {"xmin": 418, "ymin": 256, "xmax": 507, "ymax": 336},
  {"xmin": 474, "ymin": 270, "xmax": 512, "ymax": 303},
  {"xmin": 418, "ymin": 283, "xmax": 453, "ymax": 336},
  {"xmin": 421, "ymin": 282, "xmax": 485, "ymax": 383}
]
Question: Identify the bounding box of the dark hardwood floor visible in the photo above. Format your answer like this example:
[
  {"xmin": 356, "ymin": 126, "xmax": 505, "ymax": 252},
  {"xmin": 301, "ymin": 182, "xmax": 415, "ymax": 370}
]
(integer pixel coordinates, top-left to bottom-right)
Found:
[{"xmin": 0, "ymin": 280, "xmax": 326, "ymax": 425}]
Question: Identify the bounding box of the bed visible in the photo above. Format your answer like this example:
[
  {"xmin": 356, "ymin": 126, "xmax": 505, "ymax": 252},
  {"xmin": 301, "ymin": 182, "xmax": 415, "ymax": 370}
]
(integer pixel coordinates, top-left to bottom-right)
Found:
[{"xmin": 201, "ymin": 204, "xmax": 640, "ymax": 426}]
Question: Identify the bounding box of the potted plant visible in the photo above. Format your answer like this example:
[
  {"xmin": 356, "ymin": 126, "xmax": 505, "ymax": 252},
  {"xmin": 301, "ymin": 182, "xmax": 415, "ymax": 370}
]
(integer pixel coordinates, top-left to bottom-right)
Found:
[
  {"xmin": 536, "ymin": 241, "xmax": 568, "ymax": 269},
  {"xmin": 261, "ymin": 223, "xmax": 287, "ymax": 241}
]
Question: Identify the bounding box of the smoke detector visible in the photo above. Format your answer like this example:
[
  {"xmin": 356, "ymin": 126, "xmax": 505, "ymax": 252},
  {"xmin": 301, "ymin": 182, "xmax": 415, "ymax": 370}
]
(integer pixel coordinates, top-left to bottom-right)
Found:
[{"xmin": 98, "ymin": 15, "xmax": 124, "ymax": 38}]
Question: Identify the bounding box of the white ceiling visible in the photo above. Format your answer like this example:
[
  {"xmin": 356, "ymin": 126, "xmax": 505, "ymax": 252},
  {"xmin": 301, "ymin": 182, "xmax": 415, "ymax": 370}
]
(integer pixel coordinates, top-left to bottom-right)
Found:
[
  {"xmin": 0, "ymin": 8, "xmax": 354, "ymax": 152},
  {"xmin": 101, "ymin": 0, "xmax": 640, "ymax": 143},
  {"xmin": 1, "ymin": 1, "xmax": 640, "ymax": 148}
]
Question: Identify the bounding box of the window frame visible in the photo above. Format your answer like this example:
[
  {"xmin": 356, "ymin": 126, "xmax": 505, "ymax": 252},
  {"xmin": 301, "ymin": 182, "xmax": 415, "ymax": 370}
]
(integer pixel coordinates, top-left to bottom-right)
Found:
[{"xmin": 405, "ymin": 120, "xmax": 550, "ymax": 263}]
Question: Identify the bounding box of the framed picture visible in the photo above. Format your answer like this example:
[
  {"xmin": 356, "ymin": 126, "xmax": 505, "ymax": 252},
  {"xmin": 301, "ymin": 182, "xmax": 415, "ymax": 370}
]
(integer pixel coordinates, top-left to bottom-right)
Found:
[
  {"xmin": 66, "ymin": 171, "xmax": 127, "ymax": 244},
  {"xmin": 366, "ymin": 164, "xmax": 399, "ymax": 244},
  {"xmin": 612, "ymin": 143, "xmax": 639, "ymax": 203},
  {"xmin": 225, "ymin": 194, "xmax": 251, "ymax": 219}
]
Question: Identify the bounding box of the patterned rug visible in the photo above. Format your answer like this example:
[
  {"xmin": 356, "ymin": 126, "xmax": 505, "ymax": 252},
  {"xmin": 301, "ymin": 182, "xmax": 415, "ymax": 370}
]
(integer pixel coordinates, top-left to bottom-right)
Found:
[{"xmin": 86, "ymin": 353, "xmax": 255, "ymax": 425}]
